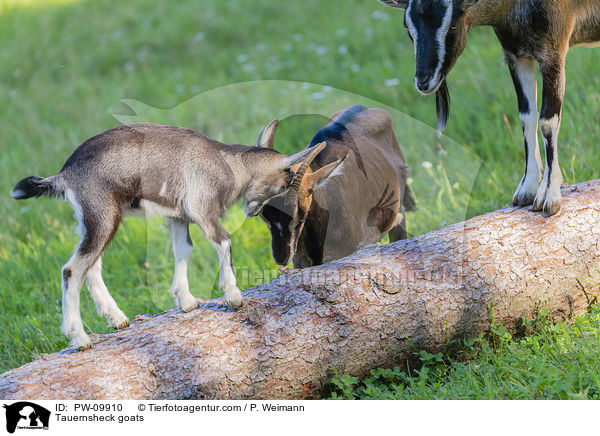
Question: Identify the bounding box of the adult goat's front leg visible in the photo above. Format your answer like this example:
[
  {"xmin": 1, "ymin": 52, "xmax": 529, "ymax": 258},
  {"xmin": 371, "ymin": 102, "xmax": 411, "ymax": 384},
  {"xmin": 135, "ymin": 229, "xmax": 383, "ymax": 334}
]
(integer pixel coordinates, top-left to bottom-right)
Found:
[
  {"xmin": 533, "ymin": 53, "xmax": 566, "ymax": 216},
  {"xmin": 507, "ymin": 54, "xmax": 543, "ymax": 207},
  {"xmin": 197, "ymin": 217, "xmax": 243, "ymax": 307}
]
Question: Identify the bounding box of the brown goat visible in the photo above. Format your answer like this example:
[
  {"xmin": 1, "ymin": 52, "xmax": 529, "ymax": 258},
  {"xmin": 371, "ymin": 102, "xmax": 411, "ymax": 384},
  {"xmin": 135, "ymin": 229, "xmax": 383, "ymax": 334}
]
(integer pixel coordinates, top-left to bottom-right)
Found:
[{"xmin": 258, "ymin": 105, "xmax": 416, "ymax": 268}]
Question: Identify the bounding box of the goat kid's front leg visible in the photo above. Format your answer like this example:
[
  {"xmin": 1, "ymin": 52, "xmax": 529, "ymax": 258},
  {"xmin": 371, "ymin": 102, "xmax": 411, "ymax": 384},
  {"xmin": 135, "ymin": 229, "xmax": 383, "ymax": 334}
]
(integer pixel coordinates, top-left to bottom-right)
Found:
[
  {"xmin": 532, "ymin": 53, "xmax": 566, "ymax": 216},
  {"xmin": 167, "ymin": 219, "xmax": 198, "ymax": 312},
  {"xmin": 507, "ymin": 54, "xmax": 543, "ymax": 207},
  {"xmin": 199, "ymin": 218, "xmax": 243, "ymax": 308}
]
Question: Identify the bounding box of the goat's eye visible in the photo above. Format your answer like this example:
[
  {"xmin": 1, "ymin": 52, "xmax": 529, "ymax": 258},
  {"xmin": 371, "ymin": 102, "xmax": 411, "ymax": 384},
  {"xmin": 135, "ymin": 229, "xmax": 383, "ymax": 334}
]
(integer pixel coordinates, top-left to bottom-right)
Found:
[{"xmin": 450, "ymin": 25, "xmax": 457, "ymax": 31}]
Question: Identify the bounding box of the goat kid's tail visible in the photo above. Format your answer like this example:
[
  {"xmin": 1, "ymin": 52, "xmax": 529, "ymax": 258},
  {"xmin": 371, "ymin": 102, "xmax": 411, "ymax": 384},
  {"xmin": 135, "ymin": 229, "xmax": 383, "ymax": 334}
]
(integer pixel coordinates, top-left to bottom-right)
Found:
[{"xmin": 10, "ymin": 175, "xmax": 65, "ymax": 200}]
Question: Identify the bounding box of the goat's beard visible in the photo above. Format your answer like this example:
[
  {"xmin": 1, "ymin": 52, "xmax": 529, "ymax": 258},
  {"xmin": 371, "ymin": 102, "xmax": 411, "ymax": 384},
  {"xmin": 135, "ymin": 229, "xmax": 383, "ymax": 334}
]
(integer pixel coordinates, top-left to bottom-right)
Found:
[{"xmin": 435, "ymin": 79, "xmax": 450, "ymax": 135}]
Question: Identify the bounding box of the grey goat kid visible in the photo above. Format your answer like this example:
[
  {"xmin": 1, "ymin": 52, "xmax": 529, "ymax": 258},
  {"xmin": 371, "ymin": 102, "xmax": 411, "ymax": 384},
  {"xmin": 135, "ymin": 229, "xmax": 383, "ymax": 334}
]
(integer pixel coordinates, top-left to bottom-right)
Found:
[
  {"xmin": 258, "ymin": 105, "xmax": 416, "ymax": 268},
  {"xmin": 11, "ymin": 123, "xmax": 325, "ymax": 350}
]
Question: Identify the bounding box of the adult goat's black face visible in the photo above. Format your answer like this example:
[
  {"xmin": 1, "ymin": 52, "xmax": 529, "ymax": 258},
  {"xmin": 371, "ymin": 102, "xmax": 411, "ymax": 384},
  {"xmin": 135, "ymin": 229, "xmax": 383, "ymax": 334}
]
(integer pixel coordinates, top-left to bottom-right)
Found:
[
  {"xmin": 404, "ymin": 0, "xmax": 468, "ymax": 95},
  {"xmin": 259, "ymin": 197, "xmax": 301, "ymax": 266},
  {"xmin": 258, "ymin": 157, "xmax": 345, "ymax": 266},
  {"xmin": 378, "ymin": 0, "xmax": 473, "ymax": 130}
]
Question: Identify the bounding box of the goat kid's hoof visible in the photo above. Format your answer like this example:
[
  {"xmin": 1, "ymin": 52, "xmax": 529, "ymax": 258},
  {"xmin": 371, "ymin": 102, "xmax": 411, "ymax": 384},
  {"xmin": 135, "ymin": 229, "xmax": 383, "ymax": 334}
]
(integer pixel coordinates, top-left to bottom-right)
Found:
[
  {"xmin": 72, "ymin": 337, "xmax": 92, "ymax": 351},
  {"xmin": 110, "ymin": 312, "xmax": 130, "ymax": 330},
  {"xmin": 112, "ymin": 318, "xmax": 130, "ymax": 330},
  {"xmin": 178, "ymin": 299, "xmax": 199, "ymax": 313},
  {"xmin": 225, "ymin": 294, "xmax": 244, "ymax": 308}
]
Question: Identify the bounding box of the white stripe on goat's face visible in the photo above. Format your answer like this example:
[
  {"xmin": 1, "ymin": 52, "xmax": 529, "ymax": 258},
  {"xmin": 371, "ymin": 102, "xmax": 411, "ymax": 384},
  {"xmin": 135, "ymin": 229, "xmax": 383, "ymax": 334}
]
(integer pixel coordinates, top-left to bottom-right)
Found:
[{"xmin": 405, "ymin": 0, "xmax": 453, "ymax": 94}]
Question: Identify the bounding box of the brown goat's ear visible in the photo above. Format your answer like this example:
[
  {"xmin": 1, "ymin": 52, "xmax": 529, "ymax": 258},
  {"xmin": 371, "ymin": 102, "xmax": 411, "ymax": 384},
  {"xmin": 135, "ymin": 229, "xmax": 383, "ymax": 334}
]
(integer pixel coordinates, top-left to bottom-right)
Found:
[
  {"xmin": 256, "ymin": 119, "xmax": 279, "ymax": 148},
  {"xmin": 305, "ymin": 155, "xmax": 347, "ymax": 191},
  {"xmin": 377, "ymin": 0, "xmax": 409, "ymax": 9}
]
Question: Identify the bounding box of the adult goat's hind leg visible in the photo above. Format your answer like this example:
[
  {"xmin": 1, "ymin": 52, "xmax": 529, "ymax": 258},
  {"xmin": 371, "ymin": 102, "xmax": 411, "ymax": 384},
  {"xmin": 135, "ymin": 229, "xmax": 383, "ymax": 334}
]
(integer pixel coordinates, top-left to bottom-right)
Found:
[
  {"xmin": 62, "ymin": 192, "xmax": 121, "ymax": 350},
  {"xmin": 167, "ymin": 219, "xmax": 198, "ymax": 312},
  {"xmin": 507, "ymin": 54, "xmax": 543, "ymax": 207},
  {"xmin": 86, "ymin": 256, "xmax": 129, "ymax": 329}
]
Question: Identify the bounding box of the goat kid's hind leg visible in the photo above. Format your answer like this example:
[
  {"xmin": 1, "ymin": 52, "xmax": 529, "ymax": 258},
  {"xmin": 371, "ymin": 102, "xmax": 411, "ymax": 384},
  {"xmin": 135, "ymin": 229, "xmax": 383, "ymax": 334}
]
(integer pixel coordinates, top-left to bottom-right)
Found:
[
  {"xmin": 62, "ymin": 218, "xmax": 120, "ymax": 350},
  {"xmin": 196, "ymin": 217, "xmax": 243, "ymax": 308},
  {"xmin": 86, "ymin": 257, "xmax": 129, "ymax": 329},
  {"xmin": 507, "ymin": 54, "xmax": 543, "ymax": 207},
  {"xmin": 167, "ymin": 219, "xmax": 198, "ymax": 312},
  {"xmin": 532, "ymin": 53, "xmax": 566, "ymax": 216},
  {"xmin": 61, "ymin": 253, "xmax": 93, "ymax": 350}
]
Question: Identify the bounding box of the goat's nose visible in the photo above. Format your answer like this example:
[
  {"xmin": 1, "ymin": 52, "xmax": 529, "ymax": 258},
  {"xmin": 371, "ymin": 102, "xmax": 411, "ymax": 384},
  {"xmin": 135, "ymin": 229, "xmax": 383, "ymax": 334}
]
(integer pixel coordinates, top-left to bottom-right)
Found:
[{"xmin": 416, "ymin": 73, "xmax": 434, "ymax": 92}]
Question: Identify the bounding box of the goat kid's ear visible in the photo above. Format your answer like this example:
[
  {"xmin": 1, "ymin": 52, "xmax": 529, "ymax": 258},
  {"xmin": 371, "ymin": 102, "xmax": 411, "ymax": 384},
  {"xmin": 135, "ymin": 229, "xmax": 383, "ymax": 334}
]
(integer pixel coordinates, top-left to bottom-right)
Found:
[
  {"xmin": 305, "ymin": 155, "xmax": 347, "ymax": 191},
  {"xmin": 283, "ymin": 141, "xmax": 326, "ymax": 168},
  {"xmin": 377, "ymin": 0, "xmax": 409, "ymax": 9},
  {"xmin": 256, "ymin": 119, "xmax": 279, "ymax": 148}
]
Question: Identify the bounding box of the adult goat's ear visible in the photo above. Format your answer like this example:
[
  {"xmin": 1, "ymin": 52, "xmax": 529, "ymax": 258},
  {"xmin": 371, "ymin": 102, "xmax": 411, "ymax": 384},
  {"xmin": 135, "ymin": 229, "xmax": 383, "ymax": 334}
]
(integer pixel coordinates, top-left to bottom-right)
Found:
[
  {"xmin": 305, "ymin": 155, "xmax": 347, "ymax": 191},
  {"xmin": 256, "ymin": 119, "xmax": 279, "ymax": 148},
  {"xmin": 377, "ymin": 0, "xmax": 409, "ymax": 9}
]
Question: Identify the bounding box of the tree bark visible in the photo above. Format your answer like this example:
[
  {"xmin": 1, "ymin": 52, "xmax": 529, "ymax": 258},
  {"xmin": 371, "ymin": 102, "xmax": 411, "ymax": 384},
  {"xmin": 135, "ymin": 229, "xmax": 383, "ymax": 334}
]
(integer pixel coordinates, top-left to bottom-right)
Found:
[{"xmin": 1, "ymin": 180, "xmax": 600, "ymax": 400}]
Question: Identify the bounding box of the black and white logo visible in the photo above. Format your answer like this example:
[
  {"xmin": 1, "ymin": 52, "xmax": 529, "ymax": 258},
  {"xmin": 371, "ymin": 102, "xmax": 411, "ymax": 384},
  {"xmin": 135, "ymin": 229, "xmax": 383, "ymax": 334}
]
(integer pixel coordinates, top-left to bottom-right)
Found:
[{"xmin": 3, "ymin": 402, "xmax": 50, "ymax": 434}]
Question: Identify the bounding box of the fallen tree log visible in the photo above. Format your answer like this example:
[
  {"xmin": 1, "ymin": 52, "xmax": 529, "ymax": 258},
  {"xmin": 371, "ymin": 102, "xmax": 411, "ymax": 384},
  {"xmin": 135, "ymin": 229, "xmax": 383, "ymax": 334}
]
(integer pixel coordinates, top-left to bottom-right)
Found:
[{"xmin": 1, "ymin": 180, "xmax": 600, "ymax": 400}]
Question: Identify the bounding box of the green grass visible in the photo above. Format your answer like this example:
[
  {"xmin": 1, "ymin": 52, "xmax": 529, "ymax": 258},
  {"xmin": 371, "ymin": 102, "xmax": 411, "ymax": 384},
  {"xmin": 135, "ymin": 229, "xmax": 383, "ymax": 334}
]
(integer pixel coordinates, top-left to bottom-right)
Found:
[
  {"xmin": 0, "ymin": 0, "xmax": 599, "ymax": 395},
  {"xmin": 329, "ymin": 305, "xmax": 600, "ymax": 400}
]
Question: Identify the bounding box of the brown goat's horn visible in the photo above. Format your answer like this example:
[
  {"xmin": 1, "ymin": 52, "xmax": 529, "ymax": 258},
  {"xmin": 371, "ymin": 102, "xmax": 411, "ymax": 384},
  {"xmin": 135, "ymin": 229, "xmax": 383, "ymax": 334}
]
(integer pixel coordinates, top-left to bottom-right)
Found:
[
  {"xmin": 291, "ymin": 161, "xmax": 309, "ymax": 191},
  {"xmin": 291, "ymin": 142, "xmax": 326, "ymax": 191}
]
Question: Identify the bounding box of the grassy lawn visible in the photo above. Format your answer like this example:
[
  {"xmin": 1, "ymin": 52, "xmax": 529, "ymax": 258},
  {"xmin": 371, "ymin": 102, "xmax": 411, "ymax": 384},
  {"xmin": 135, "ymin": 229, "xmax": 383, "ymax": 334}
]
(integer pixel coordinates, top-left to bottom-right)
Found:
[
  {"xmin": 329, "ymin": 305, "xmax": 600, "ymax": 399},
  {"xmin": 1, "ymin": 0, "xmax": 599, "ymax": 397}
]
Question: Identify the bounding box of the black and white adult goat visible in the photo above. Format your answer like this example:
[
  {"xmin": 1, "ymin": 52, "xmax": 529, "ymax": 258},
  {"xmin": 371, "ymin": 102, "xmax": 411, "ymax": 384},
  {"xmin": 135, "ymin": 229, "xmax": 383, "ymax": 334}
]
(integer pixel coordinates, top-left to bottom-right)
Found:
[
  {"xmin": 11, "ymin": 123, "xmax": 326, "ymax": 350},
  {"xmin": 257, "ymin": 105, "xmax": 416, "ymax": 268},
  {"xmin": 377, "ymin": 0, "xmax": 600, "ymax": 216}
]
